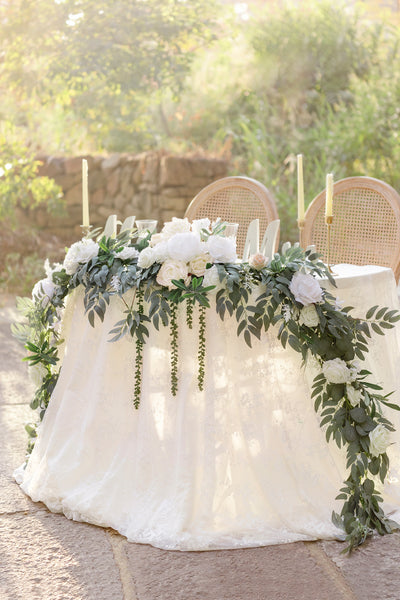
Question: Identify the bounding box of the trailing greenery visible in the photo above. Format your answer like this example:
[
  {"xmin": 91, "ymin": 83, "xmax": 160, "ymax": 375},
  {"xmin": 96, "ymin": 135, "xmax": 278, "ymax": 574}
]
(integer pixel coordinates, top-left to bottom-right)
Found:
[
  {"xmin": 198, "ymin": 305, "xmax": 207, "ymax": 391},
  {"xmin": 133, "ymin": 287, "xmax": 145, "ymax": 409},
  {"xmin": 169, "ymin": 302, "xmax": 179, "ymax": 397}
]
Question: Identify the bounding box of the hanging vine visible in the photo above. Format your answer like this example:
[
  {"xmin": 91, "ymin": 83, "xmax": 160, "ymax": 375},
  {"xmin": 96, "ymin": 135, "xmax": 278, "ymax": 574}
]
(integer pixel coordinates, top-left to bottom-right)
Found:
[
  {"xmin": 198, "ymin": 305, "xmax": 207, "ymax": 391},
  {"xmin": 170, "ymin": 302, "xmax": 179, "ymax": 396}
]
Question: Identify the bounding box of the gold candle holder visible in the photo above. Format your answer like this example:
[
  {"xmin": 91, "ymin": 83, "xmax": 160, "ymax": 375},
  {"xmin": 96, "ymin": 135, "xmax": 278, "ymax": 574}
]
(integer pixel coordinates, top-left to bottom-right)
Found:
[
  {"xmin": 80, "ymin": 224, "xmax": 93, "ymax": 239},
  {"xmin": 325, "ymin": 215, "xmax": 335, "ymax": 274},
  {"xmin": 297, "ymin": 218, "xmax": 305, "ymax": 247}
]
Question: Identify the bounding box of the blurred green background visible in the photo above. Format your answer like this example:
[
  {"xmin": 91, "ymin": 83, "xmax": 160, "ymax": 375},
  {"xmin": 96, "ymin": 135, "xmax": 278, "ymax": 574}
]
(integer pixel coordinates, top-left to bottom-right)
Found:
[{"xmin": 2, "ymin": 0, "xmax": 400, "ymax": 293}]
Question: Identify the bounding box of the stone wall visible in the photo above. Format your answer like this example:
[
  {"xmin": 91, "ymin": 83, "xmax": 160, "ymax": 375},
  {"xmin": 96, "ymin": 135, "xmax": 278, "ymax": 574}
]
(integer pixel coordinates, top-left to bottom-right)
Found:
[{"xmin": 29, "ymin": 151, "xmax": 228, "ymax": 241}]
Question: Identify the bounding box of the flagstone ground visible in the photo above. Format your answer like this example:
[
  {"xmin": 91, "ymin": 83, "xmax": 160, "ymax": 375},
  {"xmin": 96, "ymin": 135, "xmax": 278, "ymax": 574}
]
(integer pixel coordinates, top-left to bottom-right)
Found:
[{"xmin": 1, "ymin": 293, "xmax": 400, "ymax": 600}]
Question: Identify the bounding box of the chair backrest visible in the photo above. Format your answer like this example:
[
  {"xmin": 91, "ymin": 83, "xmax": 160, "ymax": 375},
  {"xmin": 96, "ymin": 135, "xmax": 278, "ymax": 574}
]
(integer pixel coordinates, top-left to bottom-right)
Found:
[
  {"xmin": 184, "ymin": 176, "xmax": 279, "ymax": 256},
  {"xmin": 301, "ymin": 176, "xmax": 400, "ymax": 282}
]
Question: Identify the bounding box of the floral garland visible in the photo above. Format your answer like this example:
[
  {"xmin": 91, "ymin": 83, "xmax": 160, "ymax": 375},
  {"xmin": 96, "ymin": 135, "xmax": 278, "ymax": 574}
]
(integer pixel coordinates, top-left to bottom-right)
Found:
[{"xmin": 12, "ymin": 217, "xmax": 400, "ymax": 553}]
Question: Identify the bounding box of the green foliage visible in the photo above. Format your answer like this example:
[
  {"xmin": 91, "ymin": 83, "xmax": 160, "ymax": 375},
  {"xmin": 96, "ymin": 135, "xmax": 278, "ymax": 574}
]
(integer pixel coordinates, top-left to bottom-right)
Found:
[
  {"xmin": 134, "ymin": 288, "xmax": 145, "ymax": 409},
  {"xmin": 11, "ymin": 295, "xmax": 63, "ymax": 453},
  {"xmin": 0, "ymin": 128, "xmax": 63, "ymax": 222},
  {"xmin": 4, "ymin": 1, "xmax": 400, "ymax": 245},
  {"xmin": 169, "ymin": 302, "xmax": 179, "ymax": 397},
  {"xmin": 0, "ymin": 252, "xmax": 45, "ymax": 295},
  {"xmin": 233, "ymin": 4, "xmax": 400, "ymax": 240},
  {"xmin": 198, "ymin": 305, "xmax": 207, "ymax": 391},
  {"xmin": 166, "ymin": 1, "xmax": 400, "ymax": 241},
  {"xmin": 0, "ymin": 0, "xmax": 221, "ymax": 152}
]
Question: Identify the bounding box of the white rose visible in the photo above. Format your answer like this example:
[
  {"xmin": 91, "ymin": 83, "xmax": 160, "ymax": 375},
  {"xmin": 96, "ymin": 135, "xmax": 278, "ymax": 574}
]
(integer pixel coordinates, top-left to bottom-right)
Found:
[
  {"xmin": 202, "ymin": 265, "xmax": 221, "ymax": 292},
  {"xmin": 167, "ymin": 232, "xmax": 203, "ymax": 263},
  {"xmin": 346, "ymin": 384, "xmax": 363, "ymax": 407},
  {"xmin": 322, "ymin": 358, "xmax": 351, "ymax": 384},
  {"xmin": 28, "ymin": 363, "xmax": 48, "ymax": 388},
  {"xmin": 299, "ymin": 304, "xmax": 320, "ymax": 327},
  {"xmin": 156, "ymin": 259, "xmax": 190, "ymax": 290},
  {"xmin": 161, "ymin": 217, "xmax": 191, "ymax": 239},
  {"xmin": 63, "ymin": 239, "xmax": 99, "ymax": 275},
  {"xmin": 289, "ymin": 271, "xmax": 324, "ymax": 306},
  {"xmin": 189, "ymin": 253, "xmax": 210, "ymax": 277},
  {"xmin": 249, "ymin": 253, "xmax": 269, "ymax": 270},
  {"xmin": 32, "ymin": 277, "xmax": 56, "ymax": 306},
  {"xmin": 206, "ymin": 236, "xmax": 237, "ymax": 263},
  {"xmin": 369, "ymin": 424, "xmax": 391, "ymax": 457},
  {"xmin": 137, "ymin": 246, "xmax": 156, "ymax": 269},
  {"xmin": 191, "ymin": 218, "xmax": 211, "ymax": 236},
  {"xmin": 153, "ymin": 241, "xmax": 170, "ymax": 263},
  {"xmin": 149, "ymin": 232, "xmax": 166, "ymax": 247},
  {"xmin": 116, "ymin": 246, "xmax": 139, "ymax": 261}
]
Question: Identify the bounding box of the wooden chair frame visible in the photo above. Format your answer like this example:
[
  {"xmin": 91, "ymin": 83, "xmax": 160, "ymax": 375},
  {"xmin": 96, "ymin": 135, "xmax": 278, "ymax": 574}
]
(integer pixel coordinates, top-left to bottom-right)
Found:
[
  {"xmin": 301, "ymin": 176, "xmax": 400, "ymax": 282},
  {"xmin": 184, "ymin": 176, "xmax": 279, "ymax": 257}
]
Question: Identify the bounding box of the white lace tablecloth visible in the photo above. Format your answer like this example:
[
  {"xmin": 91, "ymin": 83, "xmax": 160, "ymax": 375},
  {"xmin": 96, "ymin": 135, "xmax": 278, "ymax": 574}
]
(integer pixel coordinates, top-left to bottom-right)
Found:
[{"xmin": 14, "ymin": 264, "xmax": 400, "ymax": 551}]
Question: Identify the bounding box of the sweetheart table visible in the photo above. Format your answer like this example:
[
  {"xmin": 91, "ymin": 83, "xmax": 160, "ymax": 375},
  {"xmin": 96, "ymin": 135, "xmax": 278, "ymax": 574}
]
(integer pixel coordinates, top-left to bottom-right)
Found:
[{"xmin": 14, "ymin": 263, "xmax": 400, "ymax": 551}]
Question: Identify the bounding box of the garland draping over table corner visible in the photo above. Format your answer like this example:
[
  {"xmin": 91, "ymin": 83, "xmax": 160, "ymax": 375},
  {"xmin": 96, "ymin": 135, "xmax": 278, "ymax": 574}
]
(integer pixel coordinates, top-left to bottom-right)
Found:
[{"xmin": 12, "ymin": 217, "xmax": 400, "ymax": 553}]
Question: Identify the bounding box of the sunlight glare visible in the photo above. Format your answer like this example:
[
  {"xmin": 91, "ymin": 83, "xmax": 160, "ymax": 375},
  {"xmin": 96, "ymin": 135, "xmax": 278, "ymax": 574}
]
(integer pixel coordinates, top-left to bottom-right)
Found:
[{"xmin": 234, "ymin": 2, "xmax": 249, "ymax": 21}]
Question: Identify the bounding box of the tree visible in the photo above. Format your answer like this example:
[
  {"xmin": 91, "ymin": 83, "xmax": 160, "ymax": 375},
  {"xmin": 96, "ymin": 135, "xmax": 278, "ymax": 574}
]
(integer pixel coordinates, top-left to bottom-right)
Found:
[{"xmin": 0, "ymin": 0, "xmax": 220, "ymax": 151}]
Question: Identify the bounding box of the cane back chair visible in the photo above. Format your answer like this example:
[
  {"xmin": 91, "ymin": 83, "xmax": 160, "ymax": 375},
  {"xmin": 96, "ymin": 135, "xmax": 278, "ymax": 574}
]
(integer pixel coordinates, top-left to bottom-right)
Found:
[
  {"xmin": 184, "ymin": 176, "xmax": 279, "ymax": 257},
  {"xmin": 301, "ymin": 176, "xmax": 400, "ymax": 282}
]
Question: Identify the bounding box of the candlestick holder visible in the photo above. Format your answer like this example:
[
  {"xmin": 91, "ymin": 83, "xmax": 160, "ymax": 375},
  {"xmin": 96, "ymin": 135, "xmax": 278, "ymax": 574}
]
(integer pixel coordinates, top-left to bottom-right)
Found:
[
  {"xmin": 325, "ymin": 216, "xmax": 336, "ymax": 274},
  {"xmin": 80, "ymin": 225, "xmax": 93, "ymax": 239},
  {"xmin": 297, "ymin": 218, "xmax": 305, "ymax": 247}
]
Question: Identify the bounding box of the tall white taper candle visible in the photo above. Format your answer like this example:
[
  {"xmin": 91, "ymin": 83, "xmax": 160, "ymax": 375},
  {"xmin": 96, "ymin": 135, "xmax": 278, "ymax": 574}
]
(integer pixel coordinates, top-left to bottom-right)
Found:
[
  {"xmin": 297, "ymin": 154, "xmax": 305, "ymax": 221},
  {"xmin": 325, "ymin": 173, "xmax": 334, "ymax": 218},
  {"xmin": 82, "ymin": 159, "xmax": 90, "ymax": 227}
]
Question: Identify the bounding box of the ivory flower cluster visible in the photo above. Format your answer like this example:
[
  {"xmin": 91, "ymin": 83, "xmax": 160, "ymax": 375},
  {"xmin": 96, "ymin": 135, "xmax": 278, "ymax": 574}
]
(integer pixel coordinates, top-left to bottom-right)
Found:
[
  {"xmin": 288, "ymin": 269, "xmax": 324, "ymax": 331},
  {"xmin": 63, "ymin": 238, "xmax": 100, "ymax": 275},
  {"xmin": 137, "ymin": 217, "xmax": 238, "ymax": 290}
]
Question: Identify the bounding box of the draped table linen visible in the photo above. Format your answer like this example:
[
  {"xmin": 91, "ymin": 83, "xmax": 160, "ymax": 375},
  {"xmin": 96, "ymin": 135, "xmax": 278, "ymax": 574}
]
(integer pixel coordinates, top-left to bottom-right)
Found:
[{"xmin": 14, "ymin": 264, "xmax": 400, "ymax": 551}]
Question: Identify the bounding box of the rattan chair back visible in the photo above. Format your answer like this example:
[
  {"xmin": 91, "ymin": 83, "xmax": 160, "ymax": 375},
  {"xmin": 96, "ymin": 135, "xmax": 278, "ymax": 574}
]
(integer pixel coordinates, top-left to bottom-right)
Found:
[
  {"xmin": 184, "ymin": 176, "xmax": 279, "ymax": 256},
  {"xmin": 301, "ymin": 176, "xmax": 400, "ymax": 282}
]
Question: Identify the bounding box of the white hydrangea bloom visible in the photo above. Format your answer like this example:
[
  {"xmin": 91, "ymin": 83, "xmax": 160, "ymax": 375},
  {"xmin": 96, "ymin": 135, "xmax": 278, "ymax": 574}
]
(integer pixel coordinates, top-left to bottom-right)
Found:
[
  {"xmin": 153, "ymin": 241, "xmax": 170, "ymax": 263},
  {"xmin": 116, "ymin": 247, "xmax": 139, "ymax": 261},
  {"xmin": 161, "ymin": 217, "xmax": 191, "ymax": 240},
  {"xmin": 191, "ymin": 218, "xmax": 211, "ymax": 237},
  {"xmin": 167, "ymin": 232, "xmax": 203, "ymax": 263},
  {"xmin": 206, "ymin": 236, "xmax": 237, "ymax": 264},
  {"xmin": 63, "ymin": 239, "xmax": 99, "ymax": 275}
]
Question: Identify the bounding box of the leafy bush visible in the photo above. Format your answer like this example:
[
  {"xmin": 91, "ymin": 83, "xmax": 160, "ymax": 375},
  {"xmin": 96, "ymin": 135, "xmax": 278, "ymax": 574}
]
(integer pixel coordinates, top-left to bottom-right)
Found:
[
  {"xmin": 0, "ymin": 127, "xmax": 63, "ymax": 223},
  {"xmin": 167, "ymin": 2, "xmax": 400, "ymax": 242}
]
